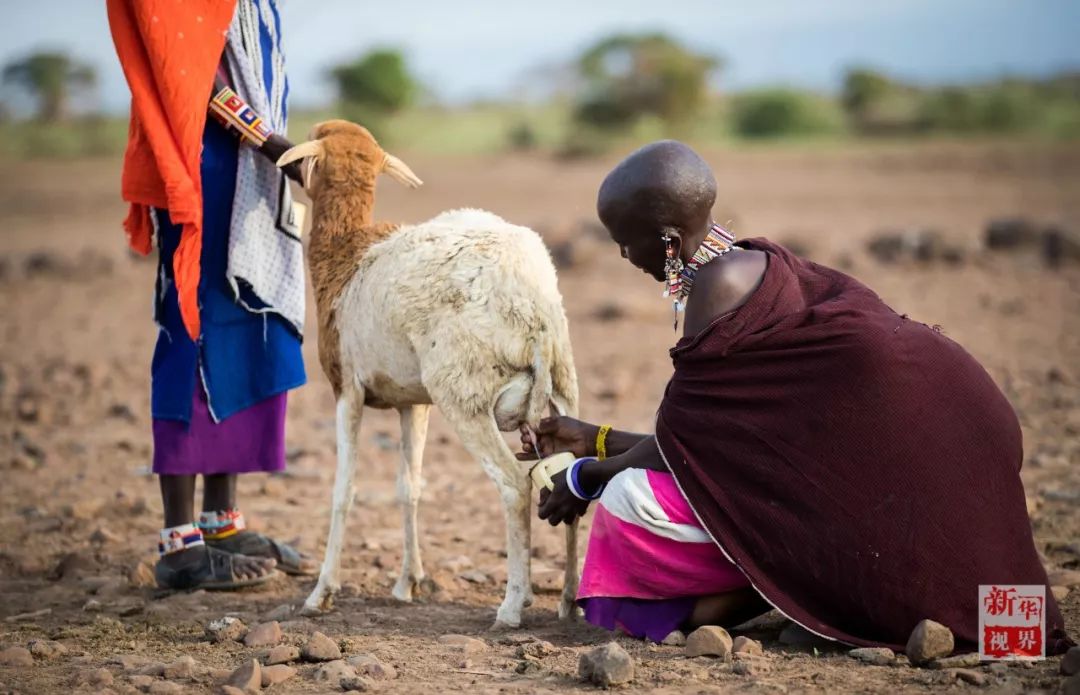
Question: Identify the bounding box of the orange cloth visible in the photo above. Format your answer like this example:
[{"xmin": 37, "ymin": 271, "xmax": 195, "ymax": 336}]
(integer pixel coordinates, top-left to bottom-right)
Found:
[{"xmin": 106, "ymin": 0, "xmax": 238, "ymax": 340}]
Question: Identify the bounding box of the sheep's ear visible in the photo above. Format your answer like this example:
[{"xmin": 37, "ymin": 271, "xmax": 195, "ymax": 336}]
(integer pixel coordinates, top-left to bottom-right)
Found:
[
  {"xmin": 277, "ymin": 140, "xmax": 324, "ymax": 189},
  {"xmin": 382, "ymin": 153, "xmax": 423, "ymax": 189}
]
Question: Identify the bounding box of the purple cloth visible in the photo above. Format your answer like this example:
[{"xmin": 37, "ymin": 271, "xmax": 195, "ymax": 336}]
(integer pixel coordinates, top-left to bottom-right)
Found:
[
  {"xmin": 580, "ymin": 596, "xmax": 697, "ymax": 643},
  {"xmin": 152, "ymin": 383, "xmax": 287, "ymax": 476}
]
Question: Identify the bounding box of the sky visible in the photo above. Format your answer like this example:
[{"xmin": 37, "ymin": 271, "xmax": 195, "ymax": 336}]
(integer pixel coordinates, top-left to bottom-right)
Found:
[{"xmin": 2, "ymin": 0, "xmax": 1079, "ymax": 114}]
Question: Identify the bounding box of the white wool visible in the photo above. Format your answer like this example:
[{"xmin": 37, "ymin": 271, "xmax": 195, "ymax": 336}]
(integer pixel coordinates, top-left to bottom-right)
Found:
[{"xmin": 304, "ymin": 206, "xmax": 580, "ymax": 628}]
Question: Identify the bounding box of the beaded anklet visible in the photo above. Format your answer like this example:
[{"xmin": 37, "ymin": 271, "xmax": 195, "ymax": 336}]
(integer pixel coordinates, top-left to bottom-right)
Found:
[
  {"xmin": 158, "ymin": 523, "xmax": 205, "ymax": 556},
  {"xmin": 209, "ymin": 86, "xmax": 273, "ymax": 146},
  {"xmin": 197, "ymin": 508, "xmax": 247, "ymax": 541}
]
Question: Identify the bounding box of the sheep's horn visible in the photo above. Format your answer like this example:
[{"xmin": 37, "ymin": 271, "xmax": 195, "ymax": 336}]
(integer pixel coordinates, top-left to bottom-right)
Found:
[
  {"xmin": 276, "ymin": 140, "xmax": 324, "ymax": 189},
  {"xmin": 382, "ymin": 153, "xmax": 423, "ymax": 189}
]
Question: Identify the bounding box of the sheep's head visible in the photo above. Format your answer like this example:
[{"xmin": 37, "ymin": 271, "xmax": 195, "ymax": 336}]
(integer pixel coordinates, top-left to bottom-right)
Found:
[{"xmin": 276, "ymin": 119, "xmax": 422, "ymax": 194}]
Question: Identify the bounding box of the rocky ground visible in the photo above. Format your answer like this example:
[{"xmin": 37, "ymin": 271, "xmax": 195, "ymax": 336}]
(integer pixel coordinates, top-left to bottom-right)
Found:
[{"xmin": 1, "ymin": 141, "xmax": 1079, "ymax": 694}]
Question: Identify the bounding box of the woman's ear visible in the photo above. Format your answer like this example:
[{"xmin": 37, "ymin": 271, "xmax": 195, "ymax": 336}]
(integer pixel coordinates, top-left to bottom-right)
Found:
[{"xmin": 660, "ymin": 226, "xmax": 683, "ymax": 259}]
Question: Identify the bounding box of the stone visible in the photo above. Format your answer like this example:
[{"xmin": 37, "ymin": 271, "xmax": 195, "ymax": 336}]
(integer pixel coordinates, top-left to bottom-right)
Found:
[
  {"xmin": 905, "ymin": 619, "xmax": 954, "ymax": 665},
  {"xmin": 732, "ymin": 636, "xmax": 763, "ymax": 656},
  {"xmin": 848, "ymin": 647, "xmax": 894, "ymax": 666},
  {"xmin": 302, "ymin": 631, "xmax": 342, "ymax": 661},
  {"xmin": 660, "ymin": 630, "xmax": 686, "ymax": 647},
  {"xmin": 128, "ymin": 561, "xmax": 157, "ymax": 588},
  {"xmin": 162, "ymin": 655, "xmax": 196, "ymax": 680},
  {"xmin": 1053, "ymin": 585, "xmax": 1070, "ymax": 601},
  {"xmin": 438, "ymin": 555, "xmax": 473, "ymax": 573},
  {"xmin": 260, "ymin": 664, "xmax": 297, "ymax": 686},
  {"xmin": 985, "ymin": 218, "xmax": 1041, "ymax": 250},
  {"xmin": 135, "ymin": 662, "xmax": 166, "ymax": 677},
  {"xmin": 516, "ymin": 641, "xmax": 558, "ymax": 660},
  {"xmin": 83, "ymin": 599, "xmax": 103, "ymax": 612},
  {"xmin": 148, "ymin": 683, "xmax": 185, "ymax": 695},
  {"xmin": 341, "ymin": 675, "xmax": 375, "ymax": 691},
  {"xmin": 313, "ymin": 659, "xmax": 356, "ymax": 683},
  {"xmin": 458, "ymin": 570, "xmax": 490, "ymax": 584},
  {"xmin": 74, "ymin": 668, "xmax": 114, "ymax": 687},
  {"xmin": 128, "ymin": 674, "xmax": 155, "ymax": 691},
  {"xmin": 1048, "ymin": 568, "xmax": 1080, "ymax": 588},
  {"xmin": 225, "ymin": 659, "xmax": 261, "ymax": 691},
  {"xmin": 946, "ymin": 668, "xmax": 987, "ymax": 686},
  {"xmin": 28, "ymin": 639, "xmax": 68, "ymax": 659},
  {"xmin": 263, "ymin": 645, "xmax": 299, "ymax": 665},
  {"xmin": 263, "ymin": 604, "xmax": 293, "ymax": 622},
  {"xmin": 928, "ymin": 653, "xmax": 980, "ymax": 669},
  {"xmin": 90, "ymin": 527, "xmax": 122, "ymax": 544},
  {"xmin": 1062, "ymin": 646, "xmax": 1080, "ymax": 676},
  {"xmin": 347, "ymin": 654, "xmax": 397, "ymax": 680},
  {"xmin": 685, "ymin": 626, "xmax": 733, "ymax": 658},
  {"xmin": 579, "ymin": 642, "xmax": 634, "ymax": 687},
  {"xmin": 437, "ymin": 634, "xmax": 486, "ymax": 654},
  {"xmin": 206, "ymin": 616, "xmax": 248, "ymax": 643},
  {"xmin": 733, "ymin": 659, "xmax": 766, "ymax": 676},
  {"xmin": 0, "ymin": 646, "xmax": 34, "ymax": 667},
  {"xmin": 243, "ymin": 621, "xmax": 282, "ymax": 647}
]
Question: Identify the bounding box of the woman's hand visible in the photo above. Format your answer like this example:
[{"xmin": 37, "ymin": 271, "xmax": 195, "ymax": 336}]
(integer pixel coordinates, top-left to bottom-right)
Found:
[
  {"xmin": 517, "ymin": 416, "xmax": 599, "ymax": 461},
  {"xmin": 259, "ymin": 133, "xmax": 303, "ymax": 184},
  {"xmin": 537, "ymin": 475, "xmax": 591, "ymax": 526}
]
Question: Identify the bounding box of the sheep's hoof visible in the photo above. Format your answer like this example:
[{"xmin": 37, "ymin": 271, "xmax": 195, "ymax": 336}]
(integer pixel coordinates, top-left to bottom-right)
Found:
[
  {"xmin": 490, "ymin": 618, "xmax": 521, "ymax": 632},
  {"xmin": 300, "ymin": 586, "xmax": 337, "ymax": 616},
  {"xmin": 558, "ymin": 598, "xmax": 581, "ymax": 621},
  {"xmin": 392, "ymin": 573, "xmax": 434, "ymax": 603}
]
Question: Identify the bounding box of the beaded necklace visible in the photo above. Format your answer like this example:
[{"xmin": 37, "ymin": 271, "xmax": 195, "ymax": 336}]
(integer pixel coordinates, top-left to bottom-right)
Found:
[{"xmin": 663, "ymin": 222, "xmax": 738, "ymax": 329}]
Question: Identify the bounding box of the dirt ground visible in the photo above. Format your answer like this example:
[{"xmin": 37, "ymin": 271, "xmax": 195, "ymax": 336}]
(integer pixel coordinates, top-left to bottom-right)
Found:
[{"xmin": 1, "ymin": 141, "xmax": 1079, "ymax": 694}]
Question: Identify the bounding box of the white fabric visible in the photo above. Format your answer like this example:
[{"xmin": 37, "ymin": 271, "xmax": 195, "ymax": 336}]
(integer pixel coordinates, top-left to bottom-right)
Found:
[
  {"xmin": 598, "ymin": 468, "xmax": 714, "ymax": 544},
  {"xmin": 223, "ymin": 0, "xmax": 305, "ymax": 334}
]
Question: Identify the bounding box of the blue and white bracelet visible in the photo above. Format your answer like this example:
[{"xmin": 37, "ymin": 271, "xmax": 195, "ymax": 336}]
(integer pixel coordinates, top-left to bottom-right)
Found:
[{"xmin": 566, "ymin": 457, "xmax": 605, "ymax": 501}]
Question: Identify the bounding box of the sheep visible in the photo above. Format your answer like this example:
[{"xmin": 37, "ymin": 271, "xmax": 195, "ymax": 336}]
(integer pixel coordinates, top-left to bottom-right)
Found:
[{"xmin": 276, "ymin": 120, "xmax": 580, "ymax": 628}]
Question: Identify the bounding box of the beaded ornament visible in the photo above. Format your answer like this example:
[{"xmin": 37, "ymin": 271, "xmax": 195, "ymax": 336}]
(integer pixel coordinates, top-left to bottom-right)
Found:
[
  {"xmin": 663, "ymin": 222, "xmax": 738, "ymax": 329},
  {"xmin": 209, "ymin": 86, "xmax": 273, "ymax": 146}
]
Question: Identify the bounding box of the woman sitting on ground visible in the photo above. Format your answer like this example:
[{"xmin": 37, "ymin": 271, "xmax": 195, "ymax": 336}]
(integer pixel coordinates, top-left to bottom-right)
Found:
[{"xmin": 520, "ymin": 140, "xmax": 1070, "ymax": 653}]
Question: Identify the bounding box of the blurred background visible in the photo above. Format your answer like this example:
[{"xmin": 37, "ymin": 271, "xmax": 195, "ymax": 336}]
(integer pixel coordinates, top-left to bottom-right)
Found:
[{"xmin": 1, "ymin": 4, "xmax": 1079, "ymax": 690}]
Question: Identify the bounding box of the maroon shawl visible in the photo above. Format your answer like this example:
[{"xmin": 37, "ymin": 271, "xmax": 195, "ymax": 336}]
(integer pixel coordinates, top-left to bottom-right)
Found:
[{"xmin": 656, "ymin": 238, "xmax": 1069, "ymax": 653}]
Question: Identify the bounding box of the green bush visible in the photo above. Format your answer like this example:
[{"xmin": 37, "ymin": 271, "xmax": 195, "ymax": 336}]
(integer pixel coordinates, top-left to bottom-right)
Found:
[
  {"xmin": 330, "ymin": 49, "xmax": 417, "ymax": 114},
  {"xmin": 731, "ymin": 89, "xmax": 845, "ymax": 138}
]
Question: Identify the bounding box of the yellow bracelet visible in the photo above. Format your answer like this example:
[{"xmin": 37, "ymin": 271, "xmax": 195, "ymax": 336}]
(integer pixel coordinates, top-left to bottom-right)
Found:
[{"xmin": 596, "ymin": 425, "xmax": 612, "ymax": 461}]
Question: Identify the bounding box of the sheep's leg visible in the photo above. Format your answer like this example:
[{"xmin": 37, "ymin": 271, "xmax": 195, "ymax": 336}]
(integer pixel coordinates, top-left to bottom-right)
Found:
[
  {"xmin": 392, "ymin": 404, "xmax": 431, "ymax": 602},
  {"xmin": 302, "ymin": 390, "xmax": 363, "ymax": 615},
  {"xmin": 560, "ymin": 519, "xmax": 580, "ymax": 620},
  {"xmin": 441, "ymin": 413, "xmax": 531, "ymax": 629}
]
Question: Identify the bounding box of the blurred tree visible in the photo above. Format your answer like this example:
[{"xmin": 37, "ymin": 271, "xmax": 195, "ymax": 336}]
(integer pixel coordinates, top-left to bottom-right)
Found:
[
  {"xmin": 572, "ymin": 33, "xmax": 718, "ymax": 130},
  {"xmin": 841, "ymin": 68, "xmax": 892, "ymax": 122},
  {"xmin": 330, "ymin": 49, "xmax": 417, "ymax": 114},
  {"xmin": 732, "ymin": 89, "xmax": 844, "ymax": 138},
  {"xmin": 2, "ymin": 51, "xmax": 96, "ymax": 122}
]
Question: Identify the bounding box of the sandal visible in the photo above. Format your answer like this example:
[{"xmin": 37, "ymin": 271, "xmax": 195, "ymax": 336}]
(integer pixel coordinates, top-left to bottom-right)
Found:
[
  {"xmin": 155, "ymin": 545, "xmax": 281, "ymax": 590},
  {"xmin": 205, "ymin": 531, "xmax": 318, "ymax": 576}
]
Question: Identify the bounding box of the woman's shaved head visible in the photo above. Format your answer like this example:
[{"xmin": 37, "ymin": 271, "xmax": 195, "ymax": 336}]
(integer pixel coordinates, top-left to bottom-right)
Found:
[{"xmin": 597, "ymin": 140, "xmax": 717, "ymax": 279}]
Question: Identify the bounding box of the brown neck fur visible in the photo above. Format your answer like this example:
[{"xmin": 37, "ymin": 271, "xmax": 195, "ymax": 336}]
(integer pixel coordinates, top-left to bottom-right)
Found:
[{"xmin": 306, "ymin": 178, "xmax": 397, "ymax": 396}]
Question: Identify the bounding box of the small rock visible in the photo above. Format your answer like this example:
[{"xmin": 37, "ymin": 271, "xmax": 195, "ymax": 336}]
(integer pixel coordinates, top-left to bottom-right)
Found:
[
  {"xmin": 1062, "ymin": 646, "xmax": 1080, "ymax": 676},
  {"xmin": 985, "ymin": 218, "xmax": 1041, "ymax": 250},
  {"xmin": 264, "ymin": 644, "xmax": 299, "ymax": 665},
  {"xmin": 263, "ymin": 604, "xmax": 293, "ymax": 622},
  {"xmin": 74, "ymin": 668, "xmax": 114, "ymax": 687},
  {"xmin": 891, "ymin": 654, "xmax": 911, "ymax": 668},
  {"xmin": 516, "ymin": 641, "xmax": 558, "ymax": 660},
  {"xmin": 313, "ymin": 659, "xmax": 356, "ymax": 683},
  {"xmin": 90, "ymin": 527, "xmax": 122, "ymax": 544},
  {"xmin": 438, "ymin": 555, "xmax": 473, "ymax": 573},
  {"xmin": 0, "ymin": 646, "xmax": 34, "ymax": 667},
  {"xmin": 83, "ymin": 599, "xmax": 103, "ymax": 612},
  {"xmin": 1053, "ymin": 585, "xmax": 1070, "ymax": 601},
  {"xmin": 848, "ymin": 647, "xmax": 894, "ymax": 666},
  {"xmin": 206, "ymin": 616, "xmax": 248, "ymax": 643},
  {"xmin": 260, "ymin": 664, "xmax": 296, "ymax": 686},
  {"xmin": 148, "ymin": 682, "xmax": 184, "ymax": 695},
  {"xmin": 225, "ymin": 659, "xmax": 261, "ymax": 691},
  {"xmin": 905, "ymin": 619, "xmax": 954, "ymax": 665},
  {"xmin": 128, "ymin": 674, "xmax": 155, "ymax": 690},
  {"xmin": 928, "ymin": 653, "xmax": 980, "ymax": 669},
  {"xmin": 28, "ymin": 639, "xmax": 68, "ymax": 659},
  {"xmin": 341, "ymin": 675, "xmax": 375, "ymax": 691},
  {"xmin": 947, "ymin": 668, "xmax": 987, "ymax": 686},
  {"xmin": 578, "ymin": 642, "xmax": 634, "ymax": 687},
  {"xmin": 1048, "ymin": 568, "xmax": 1080, "ymax": 588},
  {"xmin": 302, "ymin": 631, "xmax": 342, "ymax": 661},
  {"xmin": 127, "ymin": 561, "xmax": 156, "ymax": 588},
  {"xmin": 685, "ymin": 625, "xmax": 733, "ymax": 658},
  {"xmin": 347, "ymin": 654, "xmax": 397, "ymax": 680},
  {"xmin": 733, "ymin": 659, "xmax": 765, "ymax": 676},
  {"xmin": 135, "ymin": 662, "xmax": 165, "ymax": 677},
  {"xmin": 458, "ymin": 570, "xmax": 490, "ymax": 584},
  {"xmin": 438, "ymin": 634, "xmax": 486, "ymax": 654},
  {"xmin": 162, "ymin": 655, "xmax": 196, "ymax": 679},
  {"xmin": 661, "ymin": 630, "xmax": 686, "ymax": 647},
  {"xmin": 515, "ymin": 660, "xmax": 544, "ymax": 675},
  {"xmin": 243, "ymin": 621, "xmax": 282, "ymax": 647},
  {"xmin": 732, "ymin": 636, "xmax": 763, "ymax": 656}
]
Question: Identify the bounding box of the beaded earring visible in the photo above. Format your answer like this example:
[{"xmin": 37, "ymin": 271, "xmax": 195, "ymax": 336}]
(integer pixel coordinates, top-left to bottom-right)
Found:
[{"xmin": 662, "ymin": 232, "xmax": 684, "ymax": 304}]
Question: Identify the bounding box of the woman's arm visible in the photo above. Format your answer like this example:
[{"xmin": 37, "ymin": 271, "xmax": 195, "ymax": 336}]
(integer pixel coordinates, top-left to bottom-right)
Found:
[
  {"xmin": 517, "ymin": 416, "xmax": 650, "ymax": 460},
  {"xmin": 209, "ymin": 75, "xmax": 302, "ymax": 184}
]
